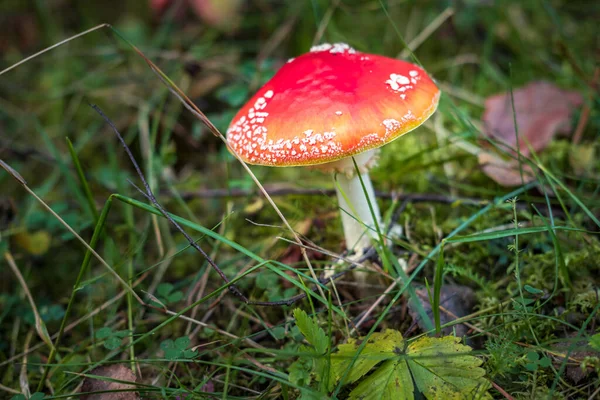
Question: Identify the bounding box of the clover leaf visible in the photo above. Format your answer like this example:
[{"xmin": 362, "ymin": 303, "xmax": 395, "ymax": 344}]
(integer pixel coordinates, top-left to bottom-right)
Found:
[{"xmin": 161, "ymin": 336, "xmax": 198, "ymax": 360}]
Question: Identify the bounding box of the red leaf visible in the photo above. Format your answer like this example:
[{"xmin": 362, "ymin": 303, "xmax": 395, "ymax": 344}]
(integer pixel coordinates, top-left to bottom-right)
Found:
[{"xmin": 482, "ymin": 81, "xmax": 582, "ymax": 156}]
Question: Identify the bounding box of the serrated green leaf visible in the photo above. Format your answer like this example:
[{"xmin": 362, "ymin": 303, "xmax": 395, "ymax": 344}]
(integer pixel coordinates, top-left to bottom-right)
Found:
[
  {"xmin": 289, "ymin": 358, "xmax": 312, "ymax": 387},
  {"xmin": 331, "ymin": 330, "xmax": 491, "ymax": 399},
  {"xmin": 349, "ymin": 358, "xmax": 413, "ymax": 400},
  {"xmin": 293, "ymin": 309, "xmax": 328, "ymax": 355},
  {"xmin": 29, "ymin": 393, "xmax": 46, "ymax": 400},
  {"xmin": 9, "ymin": 395, "xmax": 26, "ymax": 400},
  {"xmin": 407, "ymin": 336, "xmax": 488, "ymax": 398},
  {"xmin": 329, "ymin": 330, "xmax": 402, "ymax": 391}
]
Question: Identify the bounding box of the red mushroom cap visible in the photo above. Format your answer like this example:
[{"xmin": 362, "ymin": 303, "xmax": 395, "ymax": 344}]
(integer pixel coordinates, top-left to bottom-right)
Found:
[{"xmin": 226, "ymin": 43, "xmax": 440, "ymax": 167}]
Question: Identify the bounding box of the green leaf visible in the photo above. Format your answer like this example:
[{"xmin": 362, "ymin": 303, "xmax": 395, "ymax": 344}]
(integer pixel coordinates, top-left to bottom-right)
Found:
[
  {"xmin": 271, "ymin": 326, "xmax": 286, "ymax": 340},
  {"xmin": 175, "ymin": 336, "xmax": 190, "ymax": 350},
  {"xmin": 9, "ymin": 395, "xmax": 26, "ymax": 400},
  {"xmin": 590, "ymin": 333, "xmax": 600, "ymax": 351},
  {"xmin": 407, "ymin": 336, "xmax": 489, "ymax": 398},
  {"xmin": 95, "ymin": 327, "xmax": 113, "ymax": 340},
  {"xmin": 538, "ymin": 357, "xmax": 551, "ymax": 368},
  {"xmin": 348, "ymin": 358, "xmax": 413, "ymax": 400},
  {"xmin": 167, "ymin": 291, "xmax": 184, "ymax": 303},
  {"xmin": 526, "ymin": 351, "xmax": 539, "ymax": 362},
  {"xmin": 104, "ymin": 336, "xmax": 122, "ymax": 350},
  {"xmin": 115, "ymin": 330, "xmax": 129, "ymax": 338},
  {"xmin": 330, "ymin": 330, "xmax": 402, "ymax": 391},
  {"xmin": 328, "ymin": 330, "xmax": 491, "ymax": 400},
  {"xmin": 164, "ymin": 348, "xmax": 181, "ymax": 360},
  {"xmin": 96, "ymin": 327, "xmax": 113, "ymax": 339},
  {"xmin": 518, "ymin": 297, "xmax": 536, "ymax": 306},
  {"xmin": 157, "ymin": 282, "xmax": 173, "ymax": 297},
  {"xmin": 523, "ymin": 285, "xmax": 543, "ymax": 295},
  {"xmin": 160, "ymin": 339, "xmax": 174, "ymax": 350},
  {"xmin": 183, "ymin": 349, "xmax": 198, "ymax": 359},
  {"xmin": 293, "ymin": 309, "xmax": 328, "ymax": 355},
  {"xmin": 525, "ymin": 363, "xmax": 538, "ymax": 371},
  {"xmin": 289, "ymin": 358, "xmax": 312, "ymax": 387},
  {"xmin": 29, "ymin": 394, "xmax": 46, "ymax": 400}
]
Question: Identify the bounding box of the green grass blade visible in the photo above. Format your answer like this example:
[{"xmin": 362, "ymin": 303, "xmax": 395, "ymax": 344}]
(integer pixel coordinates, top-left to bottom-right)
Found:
[{"xmin": 66, "ymin": 137, "xmax": 99, "ymax": 223}]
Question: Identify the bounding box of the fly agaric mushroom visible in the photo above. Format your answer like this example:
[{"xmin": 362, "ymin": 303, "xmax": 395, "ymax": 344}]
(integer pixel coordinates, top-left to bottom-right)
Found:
[{"xmin": 227, "ymin": 43, "xmax": 439, "ymax": 257}]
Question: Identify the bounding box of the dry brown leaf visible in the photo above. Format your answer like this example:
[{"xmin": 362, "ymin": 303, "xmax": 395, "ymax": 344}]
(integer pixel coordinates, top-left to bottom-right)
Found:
[
  {"xmin": 478, "ymin": 152, "xmax": 535, "ymax": 187},
  {"xmin": 81, "ymin": 365, "xmax": 138, "ymax": 400},
  {"xmin": 482, "ymin": 81, "xmax": 582, "ymax": 156}
]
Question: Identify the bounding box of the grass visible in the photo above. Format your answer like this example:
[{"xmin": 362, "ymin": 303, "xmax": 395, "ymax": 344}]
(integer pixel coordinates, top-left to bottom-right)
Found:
[{"xmin": 1, "ymin": 0, "xmax": 599, "ymax": 399}]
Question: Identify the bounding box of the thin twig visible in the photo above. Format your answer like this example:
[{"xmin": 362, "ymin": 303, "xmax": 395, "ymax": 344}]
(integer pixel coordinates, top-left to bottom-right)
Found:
[
  {"xmin": 491, "ymin": 381, "xmax": 515, "ymax": 400},
  {"xmin": 5, "ymin": 252, "xmax": 55, "ymax": 350}
]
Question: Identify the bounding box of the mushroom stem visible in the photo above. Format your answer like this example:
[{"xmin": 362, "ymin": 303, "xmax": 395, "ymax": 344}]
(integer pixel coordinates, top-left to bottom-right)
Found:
[{"xmin": 334, "ymin": 170, "xmax": 382, "ymax": 253}]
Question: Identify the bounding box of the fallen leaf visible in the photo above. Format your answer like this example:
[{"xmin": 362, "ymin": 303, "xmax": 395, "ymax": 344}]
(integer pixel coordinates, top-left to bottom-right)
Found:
[
  {"xmin": 408, "ymin": 284, "xmax": 476, "ymax": 337},
  {"xmin": 81, "ymin": 365, "xmax": 138, "ymax": 400},
  {"xmin": 477, "ymin": 151, "xmax": 536, "ymax": 187},
  {"xmin": 482, "ymin": 81, "xmax": 582, "ymax": 156}
]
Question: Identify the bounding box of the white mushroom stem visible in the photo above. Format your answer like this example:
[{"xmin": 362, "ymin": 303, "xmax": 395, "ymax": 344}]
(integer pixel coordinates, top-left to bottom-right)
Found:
[
  {"xmin": 318, "ymin": 149, "xmax": 382, "ymax": 253},
  {"xmin": 335, "ymin": 170, "xmax": 381, "ymax": 252}
]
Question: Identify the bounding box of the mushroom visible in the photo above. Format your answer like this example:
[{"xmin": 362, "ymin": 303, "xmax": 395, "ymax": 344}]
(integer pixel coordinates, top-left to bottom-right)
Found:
[{"xmin": 226, "ymin": 43, "xmax": 440, "ymax": 262}]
